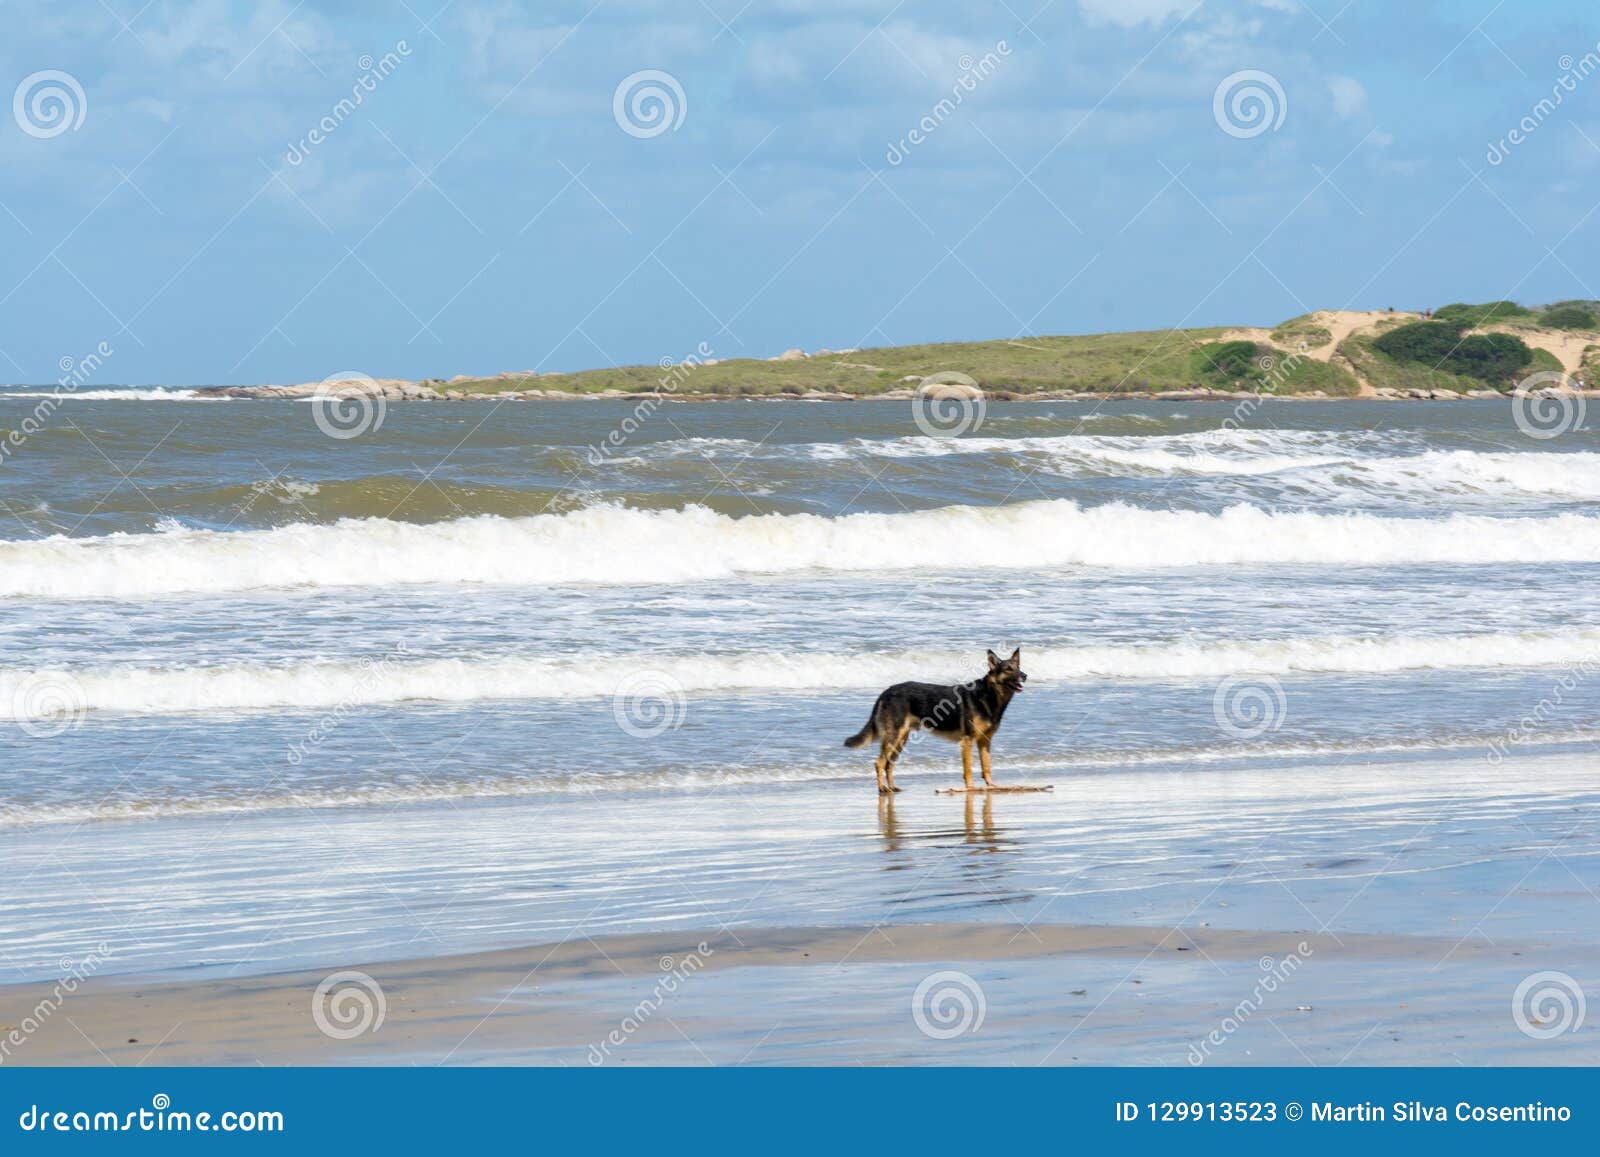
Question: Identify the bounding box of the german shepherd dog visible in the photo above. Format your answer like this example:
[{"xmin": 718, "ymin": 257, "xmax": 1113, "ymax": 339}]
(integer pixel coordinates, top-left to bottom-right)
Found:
[{"xmin": 844, "ymin": 648, "xmax": 1027, "ymax": 794}]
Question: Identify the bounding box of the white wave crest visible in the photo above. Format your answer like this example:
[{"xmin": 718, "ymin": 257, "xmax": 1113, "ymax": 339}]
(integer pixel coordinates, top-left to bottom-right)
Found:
[
  {"xmin": 636, "ymin": 428, "xmax": 1600, "ymax": 500},
  {"xmin": 7, "ymin": 500, "xmax": 1600, "ymax": 599},
  {"xmin": 0, "ymin": 387, "xmax": 213, "ymax": 401},
  {"xmin": 4, "ymin": 629, "xmax": 1598, "ymax": 718}
]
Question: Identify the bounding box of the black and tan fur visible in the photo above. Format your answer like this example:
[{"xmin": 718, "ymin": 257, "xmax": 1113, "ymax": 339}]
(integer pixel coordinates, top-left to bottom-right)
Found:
[{"xmin": 844, "ymin": 648, "xmax": 1027, "ymax": 794}]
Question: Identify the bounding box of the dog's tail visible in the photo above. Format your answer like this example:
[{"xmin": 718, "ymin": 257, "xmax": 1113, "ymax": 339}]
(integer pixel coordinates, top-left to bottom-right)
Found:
[{"xmin": 843, "ymin": 719, "xmax": 876, "ymax": 748}]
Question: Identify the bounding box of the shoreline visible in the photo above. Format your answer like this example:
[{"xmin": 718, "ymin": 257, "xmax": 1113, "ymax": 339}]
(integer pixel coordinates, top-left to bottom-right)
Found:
[
  {"xmin": 2, "ymin": 921, "xmax": 1570, "ymax": 1067},
  {"xmin": 6, "ymin": 733, "xmax": 1600, "ymax": 1065},
  {"xmin": 186, "ymin": 384, "xmax": 1573, "ymax": 402},
  {"xmin": 7, "ymin": 747, "xmax": 1600, "ymax": 1002}
]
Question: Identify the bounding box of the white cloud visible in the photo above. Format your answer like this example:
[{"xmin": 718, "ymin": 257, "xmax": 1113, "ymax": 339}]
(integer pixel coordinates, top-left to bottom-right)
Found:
[
  {"xmin": 1078, "ymin": 0, "xmax": 1293, "ymax": 29},
  {"xmin": 129, "ymin": 98, "xmax": 177, "ymax": 123},
  {"xmin": 1076, "ymin": 0, "xmax": 1197, "ymax": 27},
  {"xmin": 139, "ymin": 0, "xmax": 333, "ymax": 81},
  {"xmin": 1329, "ymin": 75, "xmax": 1367, "ymax": 120}
]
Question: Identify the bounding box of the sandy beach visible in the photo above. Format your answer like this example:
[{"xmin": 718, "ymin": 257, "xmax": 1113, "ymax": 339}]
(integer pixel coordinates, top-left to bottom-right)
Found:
[
  {"xmin": 6, "ymin": 397, "xmax": 1600, "ymax": 1068},
  {"xmin": 10, "ymin": 0, "xmax": 1600, "ymax": 1110},
  {"xmin": 6, "ymin": 743, "xmax": 1599, "ymax": 1067},
  {"xmin": 7, "ymin": 918, "xmax": 1594, "ymax": 1067}
]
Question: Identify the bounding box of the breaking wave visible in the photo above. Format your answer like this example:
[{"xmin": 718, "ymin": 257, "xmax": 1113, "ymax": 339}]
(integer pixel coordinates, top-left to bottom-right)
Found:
[
  {"xmin": 8, "ymin": 499, "xmax": 1600, "ymax": 598},
  {"xmin": 5, "ymin": 629, "xmax": 1597, "ymax": 718},
  {"xmin": 0, "ymin": 387, "xmax": 212, "ymax": 401}
]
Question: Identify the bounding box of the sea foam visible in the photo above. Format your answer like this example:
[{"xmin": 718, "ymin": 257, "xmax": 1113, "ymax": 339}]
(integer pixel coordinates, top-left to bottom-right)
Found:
[
  {"xmin": 5, "ymin": 629, "xmax": 1597, "ymax": 717},
  {"xmin": 7, "ymin": 499, "xmax": 1600, "ymax": 598}
]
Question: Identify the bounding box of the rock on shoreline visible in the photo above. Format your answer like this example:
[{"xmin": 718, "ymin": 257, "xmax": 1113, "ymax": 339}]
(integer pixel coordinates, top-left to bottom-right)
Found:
[
  {"xmin": 193, "ymin": 379, "xmax": 1567, "ymax": 404},
  {"xmin": 196, "ymin": 378, "xmax": 442, "ymax": 401}
]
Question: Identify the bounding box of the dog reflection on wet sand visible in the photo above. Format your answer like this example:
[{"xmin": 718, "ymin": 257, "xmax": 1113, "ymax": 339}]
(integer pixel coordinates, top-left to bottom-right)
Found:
[
  {"xmin": 877, "ymin": 792, "xmax": 1004, "ymax": 854},
  {"xmin": 844, "ymin": 648, "xmax": 1027, "ymax": 794}
]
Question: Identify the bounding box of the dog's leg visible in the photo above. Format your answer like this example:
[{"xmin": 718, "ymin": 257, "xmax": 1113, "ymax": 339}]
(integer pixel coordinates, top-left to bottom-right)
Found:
[
  {"xmin": 874, "ymin": 742, "xmax": 890, "ymax": 795},
  {"xmin": 883, "ymin": 723, "xmax": 910, "ymax": 794},
  {"xmin": 960, "ymin": 738, "xmax": 974, "ymax": 790},
  {"xmin": 979, "ymin": 739, "xmax": 996, "ymax": 787}
]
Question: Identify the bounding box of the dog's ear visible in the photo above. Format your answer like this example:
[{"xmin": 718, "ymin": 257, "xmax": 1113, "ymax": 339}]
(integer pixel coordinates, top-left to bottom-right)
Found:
[
  {"xmin": 1009, "ymin": 647, "xmax": 1021, "ymax": 664},
  {"xmin": 986, "ymin": 649, "xmax": 1002, "ymax": 670}
]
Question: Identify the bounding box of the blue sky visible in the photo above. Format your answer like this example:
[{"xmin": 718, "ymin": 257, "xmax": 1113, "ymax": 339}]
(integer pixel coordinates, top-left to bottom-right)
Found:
[{"xmin": 2, "ymin": 0, "xmax": 1598, "ymax": 384}]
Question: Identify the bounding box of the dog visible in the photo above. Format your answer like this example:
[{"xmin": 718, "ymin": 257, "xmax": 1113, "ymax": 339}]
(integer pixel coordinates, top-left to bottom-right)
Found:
[{"xmin": 844, "ymin": 648, "xmax": 1027, "ymax": 794}]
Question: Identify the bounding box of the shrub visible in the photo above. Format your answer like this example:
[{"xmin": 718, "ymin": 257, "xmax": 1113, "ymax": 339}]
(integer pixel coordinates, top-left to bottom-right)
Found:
[
  {"xmin": 1446, "ymin": 332, "xmax": 1533, "ymax": 383},
  {"xmin": 1538, "ymin": 306, "xmax": 1598, "ymax": 330},
  {"xmin": 1270, "ymin": 315, "xmax": 1333, "ymax": 348},
  {"xmin": 1372, "ymin": 321, "xmax": 1467, "ymax": 364},
  {"xmin": 1432, "ymin": 300, "xmax": 1534, "ymax": 328},
  {"xmin": 1372, "ymin": 320, "xmax": 1532, "ymax": 384},
  {"xmin": 1190, "ymin": 340, "xmax": 1259, "ymax": 383}
]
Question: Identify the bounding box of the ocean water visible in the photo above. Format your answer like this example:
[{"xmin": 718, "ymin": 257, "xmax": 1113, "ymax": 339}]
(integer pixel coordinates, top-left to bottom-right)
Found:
[{"xmin": 2, "ymin": 392, "xmax": 1599, "ymax": 980}]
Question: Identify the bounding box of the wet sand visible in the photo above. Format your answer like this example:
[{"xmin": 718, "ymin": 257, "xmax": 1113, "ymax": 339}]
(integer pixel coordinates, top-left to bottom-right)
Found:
[
  {"xmin": 5, "ymin": 747, "xmax": 1599, "ymax": 1066},
  {"xmin": 5, "ymin": 920, "xmax": 1596, "ymax": 1066}
]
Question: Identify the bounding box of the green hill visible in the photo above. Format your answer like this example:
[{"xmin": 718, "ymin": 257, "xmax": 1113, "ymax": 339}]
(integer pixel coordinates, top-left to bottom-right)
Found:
[
  {"xmin": 428, "ymin": 300, "xmax": 1597, "ymax": 399},
  {"xmin": 437, "ymin": 327, "xmax": 1359, "ymax": 398}
]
